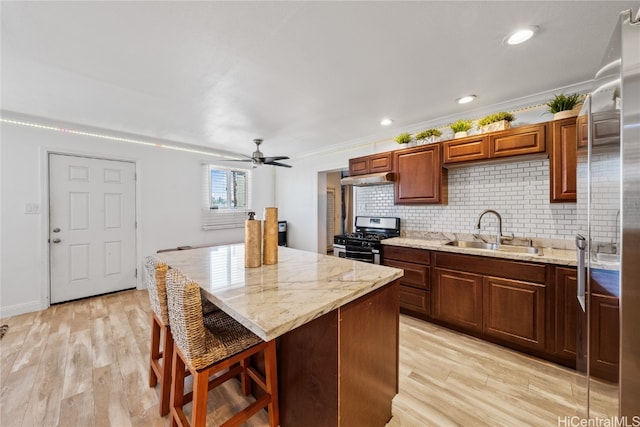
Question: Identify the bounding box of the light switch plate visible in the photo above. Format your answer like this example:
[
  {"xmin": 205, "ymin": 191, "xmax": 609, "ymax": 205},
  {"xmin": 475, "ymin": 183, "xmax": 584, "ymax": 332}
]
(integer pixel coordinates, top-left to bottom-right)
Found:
[{"xmin": 24, "ymin": 203, "xmax": 40, "ymax": 214}]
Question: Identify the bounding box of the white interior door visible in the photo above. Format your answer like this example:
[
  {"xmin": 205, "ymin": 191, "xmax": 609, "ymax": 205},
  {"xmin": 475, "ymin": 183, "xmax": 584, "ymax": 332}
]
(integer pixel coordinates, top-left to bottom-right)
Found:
[{"xmin": 49, "ymin": 154, "xmax": 136, "ymax": 303}]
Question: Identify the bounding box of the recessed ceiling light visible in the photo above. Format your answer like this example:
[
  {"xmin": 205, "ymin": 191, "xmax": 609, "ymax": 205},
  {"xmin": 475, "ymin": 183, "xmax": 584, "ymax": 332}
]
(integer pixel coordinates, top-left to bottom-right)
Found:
[
  {"xmin": 457, "ymin": 95, "xmax": 476, "ymax": 104},
  {"xmin": 380, "ymin": 118, "xmax": 393, "ymax": 126},
  {"xmin": 505, "ymin": 26, "xmax": 538, "ymax": 45}
]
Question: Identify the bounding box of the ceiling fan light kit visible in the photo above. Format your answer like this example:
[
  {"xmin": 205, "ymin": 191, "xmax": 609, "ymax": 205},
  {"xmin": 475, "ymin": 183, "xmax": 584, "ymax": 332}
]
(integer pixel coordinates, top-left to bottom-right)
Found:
[{"xmin": 226, "ymin": 139, "xmax": 292, "ymax": 168}]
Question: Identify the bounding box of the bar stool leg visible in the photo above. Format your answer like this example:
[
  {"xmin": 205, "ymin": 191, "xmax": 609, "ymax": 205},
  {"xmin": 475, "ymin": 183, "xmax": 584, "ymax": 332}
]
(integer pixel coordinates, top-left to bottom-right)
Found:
[
  {"xmin": 159, "ymin": 324, "xmax": 174, "ymax": 416},
  {"xmin": 149, "ymin": 314, "xmax": 161, "ymax": 387},
  {"xmin": 191, "ymin": 369, "xmax": 210, "ymax": 427},
  {"xmin": 170, "ymin": 345, "xmax": 187, "ymax": 427}
]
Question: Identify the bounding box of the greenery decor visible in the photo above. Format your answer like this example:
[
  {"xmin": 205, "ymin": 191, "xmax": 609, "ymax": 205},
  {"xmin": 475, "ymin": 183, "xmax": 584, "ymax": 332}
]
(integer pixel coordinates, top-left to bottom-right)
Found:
[
  {"xmin": 394, "ymin": 132, "xmax": 412, "ymax": 145},
  {"xmin": 449, "ymin": 119, "xmax": 472, "ymax": 133},
  {"xmin": 478, "ymin": 112, "xmax": 515, "ymax": 127},
  {"xmin": 546, "ymin": 93, "xmax": 582, "ymax": 114},
  {"xmin": 414, "ymin": 128, "xmax": 442, "ymax": 140}
]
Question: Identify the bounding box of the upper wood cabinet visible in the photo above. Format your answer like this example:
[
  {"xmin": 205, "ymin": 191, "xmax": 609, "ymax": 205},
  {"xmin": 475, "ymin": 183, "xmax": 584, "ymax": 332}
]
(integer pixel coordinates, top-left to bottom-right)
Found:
[
  {"xmin": 393, "ymin": 144, "xmax": 445, "ymax": 204},
  {"xmin": 443, "ymin": 123, "xmax": 546, "ymax": 165},
  {"xmin": 577, "ymin": 114, "xmax": 588, "ymax": 149},
  {"xmin": 348, "ymin": 152, "xmax": 393, "ymax": 176},
  {"xmin": 442, "ymin": 136, "xmax": 489, "ymax": 163},
  {"xmin": 490, "ymin": 123, "xmax": 546, "ymax": 158},
  {"xmin": 550, "ymin": 118, "xmax": 578, "ymax": 203}
]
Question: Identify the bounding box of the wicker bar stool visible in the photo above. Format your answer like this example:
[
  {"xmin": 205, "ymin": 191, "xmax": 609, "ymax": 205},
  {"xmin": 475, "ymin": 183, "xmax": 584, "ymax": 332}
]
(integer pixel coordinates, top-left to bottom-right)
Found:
[
  {"xmin": 144, "ymin": 256, "xmax": 174, "ymax": 416},
  {"xmin": 165, "ymin": 268, "xmax": 279, "ymax": 427}
]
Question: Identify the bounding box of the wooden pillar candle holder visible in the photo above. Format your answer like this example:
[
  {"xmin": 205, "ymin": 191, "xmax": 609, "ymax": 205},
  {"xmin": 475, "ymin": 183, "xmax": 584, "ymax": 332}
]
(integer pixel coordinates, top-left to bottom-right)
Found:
[
  {"xmin": 245, "ymin": 212, "xmax": 262, "ymax": 268},
  {"xmin": 263, "ymin": 207, "xmax": 278, "ymax": 265}
]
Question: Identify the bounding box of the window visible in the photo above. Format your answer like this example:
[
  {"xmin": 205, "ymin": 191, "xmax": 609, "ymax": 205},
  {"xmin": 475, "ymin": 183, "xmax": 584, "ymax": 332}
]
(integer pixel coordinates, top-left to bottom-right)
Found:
[
  {"xmin": 202, "ymin": 165, "xmax": 251, "ymax": 230},
  {"xmin": 210, "ymin": 169, "xmax": 248, "ymax": 209}
]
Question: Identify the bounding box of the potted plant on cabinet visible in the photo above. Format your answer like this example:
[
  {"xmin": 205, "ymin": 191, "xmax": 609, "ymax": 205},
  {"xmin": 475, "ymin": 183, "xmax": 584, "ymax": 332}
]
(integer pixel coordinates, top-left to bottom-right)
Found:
[
  {"xmin": 394, "ymin": 132, "xmax": 413, "ymax": 147},
  {"xmin": 414, "ymin": 128, "xmax": 442, "ymax": 145},
  {"xmin": 449, "ymin": 120, "xmax": 472, "ymax": 138},
  {"xmin": 546, "ymin": 93, "xmax": 582, "ymax": 120},
  {"xmin": 478, "ymin": 111, "xmax": 515, "ymax": 133}
]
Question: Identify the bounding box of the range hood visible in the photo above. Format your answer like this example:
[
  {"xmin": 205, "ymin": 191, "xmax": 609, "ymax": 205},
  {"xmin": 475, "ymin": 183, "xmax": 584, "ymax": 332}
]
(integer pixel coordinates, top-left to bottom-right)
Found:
[{"xmin": 340, "ymin": 172, "xmax": 395, "ymax": 186}]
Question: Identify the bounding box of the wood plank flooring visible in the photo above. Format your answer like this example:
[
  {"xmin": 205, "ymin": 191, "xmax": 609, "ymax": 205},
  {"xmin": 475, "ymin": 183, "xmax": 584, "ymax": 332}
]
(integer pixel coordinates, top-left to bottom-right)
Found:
[{"xmin": 0, "ymin": 290, "xmax": 617, "ymax": 426}]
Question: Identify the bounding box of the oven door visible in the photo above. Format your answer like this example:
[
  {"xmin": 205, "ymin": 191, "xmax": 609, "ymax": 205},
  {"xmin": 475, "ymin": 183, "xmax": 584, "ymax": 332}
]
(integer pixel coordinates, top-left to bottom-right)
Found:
[{"xmin": 344, "ymin": 245, "xmax": 378, "ymax": 264}]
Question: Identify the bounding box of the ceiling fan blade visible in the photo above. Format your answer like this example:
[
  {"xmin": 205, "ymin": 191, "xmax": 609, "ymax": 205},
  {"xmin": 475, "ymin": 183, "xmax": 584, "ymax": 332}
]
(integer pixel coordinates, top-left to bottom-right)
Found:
[
  {"xmin": 224, "ymin": 159, "xmax": 253, "ymax": 162},
  {"xmin": 262, "ymin": 156, "xmax": 289, "ymax": 162},
  {"xmin": 265, "ymin": 161, "xmax": 292, "ymax": 168}
]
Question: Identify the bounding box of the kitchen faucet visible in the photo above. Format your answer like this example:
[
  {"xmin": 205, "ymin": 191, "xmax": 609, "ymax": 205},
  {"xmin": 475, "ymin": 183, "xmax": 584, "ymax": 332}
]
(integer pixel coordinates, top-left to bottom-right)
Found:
[{"xmin": 475, "ymin": 209, "xmax": 503, "ymax": 246}]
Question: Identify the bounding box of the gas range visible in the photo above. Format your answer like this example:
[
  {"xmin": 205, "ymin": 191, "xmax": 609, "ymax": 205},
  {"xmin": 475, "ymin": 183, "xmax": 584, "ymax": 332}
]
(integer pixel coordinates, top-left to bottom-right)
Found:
[{"xmin": 333, "ymin": 216, "xmax": 400, "ymax": 264}]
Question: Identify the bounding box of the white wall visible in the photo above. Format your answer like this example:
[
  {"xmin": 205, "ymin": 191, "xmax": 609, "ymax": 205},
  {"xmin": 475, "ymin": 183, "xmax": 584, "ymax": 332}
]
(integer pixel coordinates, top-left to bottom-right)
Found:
[{"xmin": 0, "ymin": 121, "xmax": 275, "ymax": 317}]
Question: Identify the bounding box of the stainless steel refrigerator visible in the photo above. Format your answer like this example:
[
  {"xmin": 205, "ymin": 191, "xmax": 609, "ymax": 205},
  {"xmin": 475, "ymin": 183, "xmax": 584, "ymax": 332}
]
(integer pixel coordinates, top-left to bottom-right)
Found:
[{"xmin": 575, "ymin": 7, "xmax": 639, "ymax": 418}]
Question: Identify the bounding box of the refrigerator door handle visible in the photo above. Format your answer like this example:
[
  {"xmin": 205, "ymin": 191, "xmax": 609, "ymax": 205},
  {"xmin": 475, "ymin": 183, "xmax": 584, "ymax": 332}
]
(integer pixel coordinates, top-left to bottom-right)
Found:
[{"xmin": 576, "ymin": 234, "xmax": 587, "ymax": 311}]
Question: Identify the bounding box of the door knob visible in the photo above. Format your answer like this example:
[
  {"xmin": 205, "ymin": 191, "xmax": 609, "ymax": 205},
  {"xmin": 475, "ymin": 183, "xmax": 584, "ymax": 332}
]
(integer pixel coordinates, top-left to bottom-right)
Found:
[
  {"xmin": 53, "ymin": 228, "xmax": 61, "ymax": 233},
  {"xmin": 52, "ymin": 238, "xmax": 61, "ymax": 244}
]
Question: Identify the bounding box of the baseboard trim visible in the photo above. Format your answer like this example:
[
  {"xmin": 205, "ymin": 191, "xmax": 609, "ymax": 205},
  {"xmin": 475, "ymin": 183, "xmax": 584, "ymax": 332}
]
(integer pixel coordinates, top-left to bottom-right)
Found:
[{"xmin": 0, "ymin": 300, "xmax": 43, "ymax": 319}]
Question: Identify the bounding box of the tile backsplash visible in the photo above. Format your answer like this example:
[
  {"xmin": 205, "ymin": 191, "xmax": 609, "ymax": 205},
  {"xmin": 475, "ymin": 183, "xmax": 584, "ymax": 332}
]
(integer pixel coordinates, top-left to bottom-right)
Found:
[{"xmin": 355, "ymin": 159, "xmax": 577, "ymax": 240}]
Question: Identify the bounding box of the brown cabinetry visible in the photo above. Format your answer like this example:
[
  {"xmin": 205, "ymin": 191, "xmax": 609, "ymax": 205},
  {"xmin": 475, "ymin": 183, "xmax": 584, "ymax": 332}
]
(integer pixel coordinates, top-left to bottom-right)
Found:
[
  {"xmin": 442, "ymin": 136, "xmax": 489, "ymax": 164},
  {"xmin": 483, "ymin": 276, "xmax": 546, "ymax": 351},
  {"xmin": 490, "ymin": 123, "xmax": 546, "ymax": 158},
  {"xmin": 443, "ymin": 123, "xmax": 546, "ymax": 165},
  {"xmin": 590, "ymin": 269, "xmax": 620, "ymax": 382},
  {"xmin": 382, "ymin": 246, "xmax": 431, "ymax": 319},
  {"xmin": 550, "ymin": 118, "xmax": 578, "ymax": 202},
  {"xmin": 432, "ymin": 251, "xmax": 549, "ymax": 355},
  {"xmin": 348, "ymin": 152, "xmax": 392, "ymax": 176},
  {"xmin": 393, "ymin": 144, "xmax": 445, "ymax": 204},
  {"xmin": 433, "ymin": 268, "xmax": 483, "ymax": 332},
  {"xmin": 554, "ymin": 267, "xmax": 578, "ymax": 363}
]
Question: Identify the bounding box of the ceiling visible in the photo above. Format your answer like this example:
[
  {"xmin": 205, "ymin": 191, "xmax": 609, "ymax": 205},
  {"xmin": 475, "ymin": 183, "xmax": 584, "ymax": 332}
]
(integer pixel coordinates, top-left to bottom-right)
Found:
[{"xmin": 1, "ymin": 1, "xmax": 636, "ymax": 159}]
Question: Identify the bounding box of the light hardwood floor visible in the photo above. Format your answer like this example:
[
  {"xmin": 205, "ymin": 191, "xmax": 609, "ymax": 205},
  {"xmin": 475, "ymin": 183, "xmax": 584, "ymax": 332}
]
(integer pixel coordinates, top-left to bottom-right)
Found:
[{"xmin": 0, "ymin": 290, "xmax": 617, "ymax": 426}]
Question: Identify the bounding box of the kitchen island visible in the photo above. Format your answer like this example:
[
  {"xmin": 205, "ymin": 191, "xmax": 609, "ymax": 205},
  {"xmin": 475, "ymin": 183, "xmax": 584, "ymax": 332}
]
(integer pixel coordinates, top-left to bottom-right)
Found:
[{"xmin": 156, "ymin": 243, "xmax": 403, "ymax": 427}]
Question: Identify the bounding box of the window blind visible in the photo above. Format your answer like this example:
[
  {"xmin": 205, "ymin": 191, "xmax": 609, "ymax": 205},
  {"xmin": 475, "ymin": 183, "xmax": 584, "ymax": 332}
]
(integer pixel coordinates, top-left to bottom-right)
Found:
[{"xmin": 201, "ymin": 164, "xmax": 252, "ymax": 230}]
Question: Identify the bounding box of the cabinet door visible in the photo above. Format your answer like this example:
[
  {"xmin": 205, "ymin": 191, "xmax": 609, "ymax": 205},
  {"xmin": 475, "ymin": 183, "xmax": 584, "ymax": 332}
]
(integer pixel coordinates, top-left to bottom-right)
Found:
[
  {"xmin": 369, "ymin": 153, "xmax": 393, "ymax": 173},
  {"xmin": 393, "ymin": 145, "xmax": 443, "ymax": 204},
  {"xmin": 483, "ymin": 276, "xmax": 546, "ymax": 352},
  {"xmin": 555, "ymin": 267, "xmax": 578, "ymax": 363},
  {"xmin": 490, "ymin": 123, "xmax": 546, "ymax": 158},
  {"xmin": 577, "ymin": 114, "xmax": 588, "ymax": 149},
  {"xmin": 550, "ymin": 118, "xmax": 577, "ymax": 202},
  {"xmin": 349, "ymin": 156, "xmax": 369, "ymax": 176},
  {"xmin": 383, "ymin": 245, "xmax": 430, "ymax": 265},
  {"xmin": 433, "ymin": 268, "xmax": 483, "ymax": 332},
  {"xmin": 590, "ymin": 293, "xmax": 619, "ymax": 382},
  {"xmin": 442, "ymin": 136, "xmax": 489, "ymax": 164}
]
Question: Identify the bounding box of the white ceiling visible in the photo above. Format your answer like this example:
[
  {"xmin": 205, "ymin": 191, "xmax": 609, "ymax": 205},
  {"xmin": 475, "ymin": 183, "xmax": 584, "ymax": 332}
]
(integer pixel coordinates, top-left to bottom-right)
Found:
[{"xmin": 1, "ymin": 1, "xmax": 636, "ymax": 159}]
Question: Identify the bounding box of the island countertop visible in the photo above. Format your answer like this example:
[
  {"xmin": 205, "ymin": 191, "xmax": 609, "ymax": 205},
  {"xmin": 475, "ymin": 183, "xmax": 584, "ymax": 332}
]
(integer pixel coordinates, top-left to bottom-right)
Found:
[{"xmin": 156, "ymin": 243, "xmax": 403, "ymax": 341}]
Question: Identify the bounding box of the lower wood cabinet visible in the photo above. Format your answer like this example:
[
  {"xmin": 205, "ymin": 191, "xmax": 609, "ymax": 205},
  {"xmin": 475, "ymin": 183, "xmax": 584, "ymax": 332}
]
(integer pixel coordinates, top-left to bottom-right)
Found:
[
  {"xmin": 590, "ymin": 292, "xmax": 620, "ymax": 382},
  {"xmin": 555, "ymin": 267, "xmax": 578, "ymax": 363},
  {"xmin": 433, "ymin": 268, "xmax": 483, "ymax": 332},
  {"xmin": 382, "ymin": 246, "xmax": 431, "ymax": 318},
  {"xmin": 483, "ymin": 276, "xmax": 546, "ymax": 352}
]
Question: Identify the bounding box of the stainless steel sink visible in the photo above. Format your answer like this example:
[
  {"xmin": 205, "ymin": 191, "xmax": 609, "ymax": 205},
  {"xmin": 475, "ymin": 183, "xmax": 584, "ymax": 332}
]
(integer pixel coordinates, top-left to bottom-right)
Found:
[
  {"xmin": 444, "ymin": 240, "xmax": 542, "ymax": 255},
  {"xmin": 497, "ymin": 245, "xmax": 541, "ymax": 255},
  {"xmin": 444, "ymin": 240, "xmax": 497, "ymax": 250}
]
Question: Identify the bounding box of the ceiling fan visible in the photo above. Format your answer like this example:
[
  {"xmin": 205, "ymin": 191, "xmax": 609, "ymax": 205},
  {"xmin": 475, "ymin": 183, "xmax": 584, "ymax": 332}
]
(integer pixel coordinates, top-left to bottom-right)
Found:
[{"xmin": 228, "ymin": 139, "xmax": 292, "ymax": 168}]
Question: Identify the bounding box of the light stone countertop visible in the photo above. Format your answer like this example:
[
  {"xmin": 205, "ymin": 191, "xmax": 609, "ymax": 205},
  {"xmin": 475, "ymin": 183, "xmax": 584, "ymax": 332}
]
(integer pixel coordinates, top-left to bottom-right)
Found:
[
  {"xmin": 156, "ymin": 244, "xmax": 403, "ymax": 341},
  {"xmin": 382, "ymin": 237, "xmax": 577, "ymax": 266}
]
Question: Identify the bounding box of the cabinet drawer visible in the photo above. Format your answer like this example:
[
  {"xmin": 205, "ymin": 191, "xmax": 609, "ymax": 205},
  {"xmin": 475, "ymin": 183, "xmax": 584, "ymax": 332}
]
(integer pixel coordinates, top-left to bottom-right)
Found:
[
  {"xmin": 383, "ymin": 246, "xmax": 430, "ymax": 265},
  {"xmin": 383, "ymin": 259, "xmax": 430, "ymax": 290},
  {"xmin": 443, "ymin": 136, "xmax": 489, "ymax": 164},
  {"xmin": 399, "ymin": 286, "xmax": 430, "ymax": 317},
  {"xmin": 434, "ymin": 252, "xmax": 546, "ymax": 284},
  {"xmin": 490, "ymin": 123, "xmax": 546, "ymax": 158}
]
